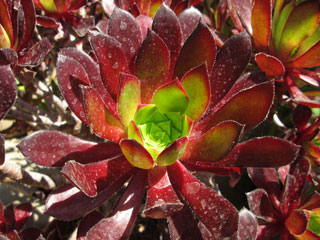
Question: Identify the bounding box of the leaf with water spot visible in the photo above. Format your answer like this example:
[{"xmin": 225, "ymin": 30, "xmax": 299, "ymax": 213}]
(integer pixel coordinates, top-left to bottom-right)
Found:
[
  {"xmin": 0, "ymin": 65, "xmax": 16, "ymax": 120},
  {"xmin": 178, "ymin": 7, "xmax": 202, "ymax": 43},
  {"xmin": 13, "ymin": 203, "xmax": 32, "ymax": 232},
  {"xmin": 238, "ymin": 208, "xmax": 258, "ymax": 240}
]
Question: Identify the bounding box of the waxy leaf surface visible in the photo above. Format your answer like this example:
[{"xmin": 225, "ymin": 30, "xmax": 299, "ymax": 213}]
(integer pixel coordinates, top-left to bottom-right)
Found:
[
  {"xmin": 238, "ymin": 208, "xmax": 258, "ymax": 240},
  {"xmin": 178, "ymin": 7, "xmax": 202, "ymax": 43},
  {"xmin": 13, "ymin": 203, "xmax": 32, "ymax": 231},
  {"xmin": 0, "ymin": 65, "xmax": 16, "ymax": 120},
  {"xmin": 18, "ymin": 130, "xmax": 122, "ymax": 167},
  {"xmin": 77, "ymin": 211, "xmax": 104, "ymax": 240},
  {"xmin": 156, "ymin": 137, "xmax": 188, "ymax": 166},
  {"xmin": 61, "ymin": 155, "xmax": 133, "ymax": 197},
  {"xmin": 227, "ymin": 0, "xmax": 252, "ymax": 33},
  {"xmin": 134, "ymin": 30, "xmax": 170, "ymax": 104},
  {"xmin": 255, "ymin": 53, "xmax": 285, "ymax": 77}
]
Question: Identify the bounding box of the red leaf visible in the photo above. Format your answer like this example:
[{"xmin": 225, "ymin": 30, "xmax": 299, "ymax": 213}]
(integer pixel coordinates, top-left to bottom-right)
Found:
[
  {"xmin": 209, "ymin": 31, "xmax": 252, "ymax": 107},
  {"xmin": 36, "ymin": 15, "xmax": 58, "ymax": 28},
  {"xmin": 0, "ymin": 135, "xmax": 4, "ymax": 165},
  {"xmin": 108, "ymin": 8, "xmax": 142, "ymax": 62},
  {"xmin": 86, "ymin": 169, "xmax": 148, "ymax": 240},
  {"xmin": 144, "ymin": 167, "xmax": 183, "ymax": 219},
  {"xmin": 13, "ymin": 203, "xmax": 32, "ymax": 232},
  {"xmin": 292, "ymin": 104, "xmax": 312, "ymax": 131},
  {"xmin": 0, "ymin": 65, "xmax": 16, "ymax": 120},
  {"xmin": 0, "ymin": 201, "xmax": 5, "ymax": 233},
  {"xmin": 238, "ymin": 208, "xmax": 258, "ymax": 240},
  {"xmin": 287, "ymin": 40, "xmax": 320, "ymax": 68},
  {"xmin": 174, "ymin": 21, "xmax": 216, "ymax": 80},
  {"xmin": 226, "ymin": 0, "xmax": 252, "ymax": 33},
  {"xmin": 77, "ymin": 211, "xmax": 104, "ymax": 240},
  {"xmin": 18, "ymin": 130, "xmax": 122, "ymax": 167},
  {"xmin": 61, "ymin": 155, "xmax": 133, "ymax": 197},
  {"xmin": 285, "ymin": 210, "xmax": 309, "ymax": 235},
  {"xmin": 45, "ymin": 169, "xmax": 133, "ymax": 220},
  {"xmin": 135, "ymin": 15, "xmax": 152, "ymax": 40},
  {"xmin": 88, "ymin": 31, "xmax": 129, "ymax": 99},
  {"xmin": 0, "ymin": 0, "xmax": 14, "ymax": 45},
  {"xmin": 168, "ymin": 161, "xmax": 239, "ymax": 238},
  {"xmin": 152, "ymin": 4, "xmax": 182, "ymax": 78},
  {"xmin": 178, "ymin": 7, "xmax": 202, "ymax": 43},
  {"xmin": 255, "ymin": 53, "xmax": 285, "ymax": 77},
  {"xmin": 20, "ymin": 227, "xmax": 43, "ymax": 240},
  {"xmin": 215, "ymin": 137, "xmax": 299, "ymax": 168},
  {"xmin": 134, "ymin": 30, "xmax": 170, "ymax": 104},
  {"xmin": 0, "ymin": 48, "xmax": 17, "ymax": 65}
]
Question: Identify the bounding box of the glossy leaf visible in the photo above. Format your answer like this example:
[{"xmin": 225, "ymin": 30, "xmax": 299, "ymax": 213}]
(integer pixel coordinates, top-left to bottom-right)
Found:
[
  {"xmin": 238, "ymin": 208, "xmax": 258, "ymax": 240},
  {"xmin": 287, "ymin": 40, "xmax": 320, "ymax": 68},
  {"xmin": 174, "ymin": 21, "xmax": 216, "ymax": 80},
  {"xmin": 255, "ymin": 53, "xmax": 285, "ymax": 77},
  {"xmin": 134, "ymin": 30, "xmax": 170, "ymax": 104},
  {"xmin": 156, "ymin": 137, "xmax": 188, "ymax": 166},
  {"xmin": 120, "ymin": 139, "xmax": 154, "ymax": 169},
  {"xmin": 0, "ymin": 48, "xmax": 17, "ymax": 66},
  {"xmin": 18, "ymin": 130, "xmax": 122, "ymax": 167},
  {"xmin": 178, "ymin": 7, "xmax": 202, "ymax": 43},
  {"xmin": 215, "ymin": 137, "xmax": 300, "ymax": 167},
  {"xmin": 209, "ymin": 31, "xmax": 252, "ymax": 107},
  {"xmin": 14, "ymin": 203, "xmax": 32, "ymax": 231},
  {"xmin": 285, "ymin": 209, "xmax": 309, "ymax": 235},
  {"xmin": 127, "ymin": 121, "xmax": 144, "ymax": 145},
  {"xmin": 86, "ymin": 169, "xmax": 148, "ymax": 240},
  {"xmin": 108, "ymin": 8, "xmax": 142, "ymax": 62},
  {"xmin": 144, "ymin": 167, "xmax": 183, "ymax": 218},
  {"xmin": 0, "ymin": 201, "xmax": 5, "ymax": 233},
  {"xmin": 136, "ymin": 15, "xmax": 152, "ymax": 39},
  {"xmin": 0, "ymin": 65, "xmax": 16, "ymax": 120},
  {"xmin": 181, "ymin": 64, "xmax": 210, "ymax": 121},
  {"xmin": 45, "ymin": 169, "xmax": 133, "ymax": 220},
  {"xmin": 182, "ymin": 120, "xmax": 243, "ymax": 163},
  {"xmin": 152, "ymin": 4, "xmax": 182, "ymax": 77},
  {"xmin": 292, "ymin": 104, "xmax": 312, "ymax": 131},
  {"xmin": 152, "ymin": 79, "xmax": 189, "ymax": 114},
  {"xmin": 88, "ymin": 31, "xmax": 130, "ymax": 99},
  {"xmin": 77, "ymin": 211, "xmax": 104, "ymax": 240},
  {"xmin": 251, "ymin": 0, "xmax": 272, "ymax": 52},
  {"xmin": 168, "ymin": 161, "xmax": 239, "ymax": 239},
  {"xmin": 0, "ymin": 0, "xmax": 13, "ymax": 44},
  {"xmin": 18, "ymin": 0, "xmax": 36, "ymax": 52},
  {"xmin": 227, "ymin": 0, "xmax": 252, "ymax": 33},
  {"xmin": 61, "ymin": 155, "xmax": 133, "ymax": 197},
  {"xmin": 83, "ymin": 87, "xmax": 125, "ymax": 142}
]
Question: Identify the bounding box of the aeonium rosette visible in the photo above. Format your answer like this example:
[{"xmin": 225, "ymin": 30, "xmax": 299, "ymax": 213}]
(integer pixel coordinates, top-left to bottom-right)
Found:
[{"xmin": 18, "ymin": 5, "xmax": 300, "ymax": 239}]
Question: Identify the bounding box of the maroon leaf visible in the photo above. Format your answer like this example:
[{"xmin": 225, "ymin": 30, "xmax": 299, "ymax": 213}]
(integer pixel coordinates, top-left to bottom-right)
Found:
[
  {"xmin": 45, "ymin": 169, "xmax": 133, "ymax": 220},
  {"xmin": 227, "ymin": 0, "xmax": 252, "ymax": 33},
  {"xmin": 4, "ymin": 204, "xmax": 15, "ymax": 232},
  {"xmin": 14, "ymin": 203, "xmax": 32, "ymax": 231},
  {"xmin": 86, "ymin": 169, "xmax": 148, "ymax": 240},
  {"xmin": 174, "ymin": 21, "xmax": 216, "ymax": 80},
  {"xmin": 18, "ymin": 39, "xmax": 53, "ymax": 67},
  {"xmin": 96, "ymin": 19, "xmax": 108, "ymax": 34},
  {"xmin": 238, "ymin": 208, "xmax": 258, "ymax": 240},
  {"xmin": 68, "ymin": 15, "xmax": 94, "ymax": 37},
  {"xmin": 167, "ymin": 205, "xmax": 203, "ymax": 240},
  {"xmin": 290, "ymin": 157, "xmax": 310, "ymax": 201},
  {"xmin": 0, "ymin": 201, "xmax": 5, "ymax": 233},
  {"xmin": 178, "ymin": 7, "xmax": 202, "ymax": 43},
  {"xmin": 61, "ymin": 155, "xmax": 133, "ymax": 197},
  {"xmin": 168, "ymin": 161, "xmax": 239, "ymax": 239},
  {"xmin": 134, "ymin": 30, "xmax": 170, "ymax": 104},
  {"xmin": 135, "ymin": 15, "xmax": 152, "ymax": 40},
  {"xmin": 280, "ymin": 174, "xmax": 296, "ymax": 216},
  {"xmin": 0, "ymin": 65, "xmax": 16, "ymax": 120},
  {"xmin": 152, "ymin": 4, "xmax": 182, "ymax": 77},
  {"xmin": 88, "ymin": 31, "xmax": 129, "ymax": 99},
  {"xmin": 108, "ymin": 8, "xmax": 142, "ymax": 62},
  {"xmin": 77, "ymin": 211, "xmax": 104, "ymax": 240},
  {"xmin": 209, "ymin": 31, "xmax": 252, "ymax": 107},
  {"xmin": 0, "ymin": 48, "xmax": 17, "ymax": 66},
  {"xmin": 18, "ymin": 130, "xmax": 122, "ymax": 167},
  {"xmin": 144, "ymin": 167, "xmax": 183, "ymax": 219},
  {"xmin": 0, "ymin": 135, "xmax": 4, "ymax": 165},
  {"xmin": 36, "ymin": 15, "xmax": 58, "ymax": 28},
  {"xmin": 6, "ymin": 230, "xmax": 20, "ymax": 240},
  {"xmin": 20, "ymin": 227, "xmax": 43, "ymax": 240},
  {"xmin": 292, "ymin": 104, "xmax": 312, "ymax": 131},
  {"xmin": 215, "ymin": 137, "xmax": 300, "ymax": 168}
]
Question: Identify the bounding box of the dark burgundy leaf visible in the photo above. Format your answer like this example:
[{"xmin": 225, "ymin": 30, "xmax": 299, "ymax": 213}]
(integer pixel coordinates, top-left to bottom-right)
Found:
[
  {"xmin": 238, "ymin": 208, "xmax": 258, "ymax": 240},
  {"xmin": 86, "ymin": 169, "xmax": 148, "ymax": 240},
  {"xmin": 20, "ymin": 228, "xmax": 43, "ymax": 240},
  {"xmin": 0, "ymin": 200, "xmax": 5, "ymax": 233},
  {"xmin": 6, "ymin": 230, "xmax": 20, "ymax": 240},
  {"xmin": 36, "ymin": 15, "xmax": 58, "ymax": 28},
  {"xmin": 4, "ymin": 204, "xmax": 15, "ymax": 232},
  {"xmin": 77, "ymin": 211, "xmax": 104, "ymax": 240},
  {"xmin": 280, "ymin": 174, "xmax": 296, "ymax": 216},
  {"xmin": 178, "ymin": 7, "xmax": 202, "ymax": 43},
  {"xmin": 292, "ymin": 104, "xmax": 312, "ymax": 131},
  {"xmin": 14, "ymin": 203, "xmax": 32, "ymax": 231},
  {"xmin": 18, "ymin": 130, "xmax": 122, "ymax": 167},
  {"xmin": 0, "ymin": 48, "xmax": 17, "ymax": 65},
  {"xmin": 0, "ymin": 65, "xmax": 16, "ymax": 120},
  {"xmin": 18, "ymin": 0, "xmax": 36, "ymax": 52},
  {"xmin": 227, "ymin": 0, "xmax": 252, "ymax": 33},
  {"xmin": 136, "ymin": 15, "xmax": 152, "ymax": 40},
  {"xmin": 290, "ymin": 157, "xmax": 310, "ymax": 201},
  {"xmin": 69, "ymin": 16, "xmax": 94, "ymax": 37},
  {"xmin": 0, "ymin": 135, "xmax": 4, "ymax": 165}
]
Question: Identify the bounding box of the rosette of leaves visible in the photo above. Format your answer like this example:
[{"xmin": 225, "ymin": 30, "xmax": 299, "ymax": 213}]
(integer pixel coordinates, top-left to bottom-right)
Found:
[
  {"xmin": 247, "ymin": 158, "xmax": 320, "ymax": 239},
  {"xmin": 228, "ymin": 0, "xmax": 320, "ymax": 107},
  {"xmin": 18, "ymin": 5, "xmax": 299, "ymax": 239}
]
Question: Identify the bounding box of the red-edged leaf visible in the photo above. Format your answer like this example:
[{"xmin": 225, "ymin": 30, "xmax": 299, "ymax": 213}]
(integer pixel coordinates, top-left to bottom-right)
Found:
[
  {"xmin": 18, "ymin": 38, "xmax": 52, "ymax": 67},
  {"xmin": 194, "ymin": 79, "xmax": 274, "ymax": 135},
  {"xmin": 255, "ymin": 53, "xmax": 285, "ymax": 77},
  {"xmin": 108, "ymin": 8, "xmax": 142, "ymax": 62},
  {"xmin": 300, "ymin": 193, "xmax": 320, "ymax": 210},
  {"xmin": 86, "ymin": 169, "xmax": 148, "ymax": 240},
  {"xmin": 0, "ymin": 0, "xmax": 13, "ymax": 45},
  {"xmin": 62, "ymin": 155, "xmax": 133, "ymax": 197},
  {"xmin": 292, "ymin": 104, "xmax": 312, "ymax": 131},
  {"xmin": 144, "ymin": 167, "xmax": 183, "ymax": 219},
  {"xmin": 285, "ymin": 209, "xmax": 309, "ymax": 235},
  {"xmin": 36, "ymin": 15, "xmax": 58, "ymax": 28},
  {"xmin": 289, "ymin": 68, "xmax": 320, "ymax": 87},
  {"xmin": 152, "ymin": 4, "xmax": 182, "ymax": 77},
  {"xmin": 0, "ymin": 135, "xmax": 4, "ymax": 165},
  {"xmin": 14, "ymin": 203, "xmax": 32, "ymax": 231},
  {"xmin": 156, "ymin": 137, "xmax": 188, "ymax": 166},
  {"xmin": 77, "ymin": 211, "xmax": 104, "ymax": 240},
  {"xmin": 0, "ymin": 65, "xmax": 16, "ymax": 119},
  {"xmin": 134, "ymin": 30, "xmax": 170, "ymax": 104},
  {"xmin": 181, "ymin": 64, "xmax": 210, "ymax": 121},
  {"xmin": 173, "ymin": 0, "xmax": 188, "ymax": 16},
  {"xmin": 167, "ymin": 205, "xmax": 203, "ymax": 239},
  {"xmin": 280, "ymin": 174, "xmax": 296, "ymax": 215},
  {"xmin": 117, "ymin": 73, "xmax": 140, "ymax": 127},
  {"xmin": 120, "ymin": 139, "xmax": 154, "ymax": 169},
  {"xmin": 101, "ymin": 0, "xmax": 116, "ymax": 16},
  {"xmin": 251, "ymin": 0, "xmax": 272, "ymax": 52},
  {"xmin": 0, "ymin": 48, "xmax": 17, "ymax": 65},
  {"xmin": 209, "ymin": 31, "xmax": 252, "ymax": 107},
  {"xmin": 45, "ymin": 169, "xmax": 133, "ymax": 220},
  {"xmin": 246, "ymin": 189, "xmax": 278, "ymax": 222},
  {"xmin": 174, "ymin": 21, "xmax": 216, "ymax": 80},
  {"xmin": 68, "ymin": 16, "xmax": 94, "ymax": 37},
  {"xmin": 182, "ymin": 120, "xmax": 243, "ymax": 163},
  {"xmin": 82, "ymin": 87, "xmax": 125, "ymax": 142},
  {"xmin": 88, "ymin": 31, "xmax": 129, "ymax": 99},
  {"xmin": 168, "ymin": 161, "xmax": 239, "ymax": 239},
  {"xmin": 247, "ymin": 168, "xmax": 281, "ymax": 209},
  {"xmin": 178, "ymin": 7, "xmax": 202, "ymax": 43},
  {"xmin": 238, "ymin": 208, "xmax": 258, "ymax": 240},
  {"xmin": 135, "ymin": 15, "xmax": 152, "ymax": 40},
  {"xmin": 215, "ymin": 137, "xmax": 299, "ymax": 167},
  {"xmin": 17, "ymin": 0, "xmax": 36, "ymax": 52},
  {"xmin": 18, "ymin": 130, "xmax": 122, "ymax": 167},
  {"xmin": 287, "ymin": 40, "xmax": 320, "ymax": 68},
  {"xmin": 227, "ymin": 0, "xmax": 252, "ymax": 33},
  {"xmin": 127, "ymin": 120, "xmax": 144, "ymax": 145}
]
